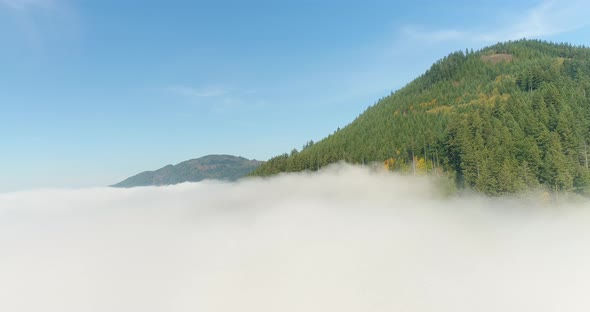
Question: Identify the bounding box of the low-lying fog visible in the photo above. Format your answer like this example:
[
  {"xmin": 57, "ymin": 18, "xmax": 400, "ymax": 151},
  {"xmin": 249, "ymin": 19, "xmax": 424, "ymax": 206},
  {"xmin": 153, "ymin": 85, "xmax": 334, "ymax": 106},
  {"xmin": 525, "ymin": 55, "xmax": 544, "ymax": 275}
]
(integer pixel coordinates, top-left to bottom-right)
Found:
[{"xmin": 1, "ymin": 164, "xmax": 589, "ymax": 311}]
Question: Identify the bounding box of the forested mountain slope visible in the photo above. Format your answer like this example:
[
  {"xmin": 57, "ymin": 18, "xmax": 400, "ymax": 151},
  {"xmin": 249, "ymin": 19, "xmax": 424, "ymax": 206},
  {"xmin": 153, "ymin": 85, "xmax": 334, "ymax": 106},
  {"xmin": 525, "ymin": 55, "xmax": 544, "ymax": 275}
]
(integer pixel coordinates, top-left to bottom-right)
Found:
[{"xmin": 252, "ymin": 40, "xmax": 590, "ymax": 195}]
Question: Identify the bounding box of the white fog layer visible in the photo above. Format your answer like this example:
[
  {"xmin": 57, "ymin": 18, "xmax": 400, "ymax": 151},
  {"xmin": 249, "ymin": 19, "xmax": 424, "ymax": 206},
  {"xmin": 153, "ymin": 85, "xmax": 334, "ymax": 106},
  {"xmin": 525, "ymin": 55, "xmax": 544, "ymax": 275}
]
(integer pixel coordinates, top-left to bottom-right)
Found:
[{"xmin": 1, "ymin": 165, "xmax": 589, "ymax": 311}]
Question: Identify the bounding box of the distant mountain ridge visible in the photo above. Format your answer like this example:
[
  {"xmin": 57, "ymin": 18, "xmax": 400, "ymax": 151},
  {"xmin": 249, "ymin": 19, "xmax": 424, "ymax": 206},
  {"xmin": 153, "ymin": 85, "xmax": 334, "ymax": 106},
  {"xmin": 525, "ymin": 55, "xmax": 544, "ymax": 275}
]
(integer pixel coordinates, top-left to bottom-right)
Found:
[{"xmin": 112, "ymin": 155, "xmax": 263, "ymax": 188}]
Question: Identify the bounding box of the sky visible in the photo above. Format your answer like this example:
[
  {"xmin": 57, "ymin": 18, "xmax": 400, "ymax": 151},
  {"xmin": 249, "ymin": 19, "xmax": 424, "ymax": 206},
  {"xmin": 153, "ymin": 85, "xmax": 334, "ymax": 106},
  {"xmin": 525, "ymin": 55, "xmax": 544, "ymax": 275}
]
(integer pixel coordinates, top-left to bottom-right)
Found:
[{"xmin": 1, "ymin": 0, "xmax": 590, "ymax": 191}]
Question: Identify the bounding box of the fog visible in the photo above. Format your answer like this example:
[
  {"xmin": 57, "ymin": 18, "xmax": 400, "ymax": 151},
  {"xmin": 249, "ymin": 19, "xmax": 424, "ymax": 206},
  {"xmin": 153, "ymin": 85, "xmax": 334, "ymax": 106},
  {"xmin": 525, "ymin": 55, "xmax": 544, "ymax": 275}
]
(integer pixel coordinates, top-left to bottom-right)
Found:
[{"xmin": 1, "ymin": 164, "xmax": 590, "ymax": 311}]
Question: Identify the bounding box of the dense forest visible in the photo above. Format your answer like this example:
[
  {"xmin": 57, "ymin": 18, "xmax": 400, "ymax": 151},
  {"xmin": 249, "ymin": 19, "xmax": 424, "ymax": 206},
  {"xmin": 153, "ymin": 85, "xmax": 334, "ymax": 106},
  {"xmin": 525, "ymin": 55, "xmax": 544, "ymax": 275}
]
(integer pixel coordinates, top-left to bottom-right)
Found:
[{"xmin": 251, "ymin": 39, "xmax": 590, "ymax": 195}]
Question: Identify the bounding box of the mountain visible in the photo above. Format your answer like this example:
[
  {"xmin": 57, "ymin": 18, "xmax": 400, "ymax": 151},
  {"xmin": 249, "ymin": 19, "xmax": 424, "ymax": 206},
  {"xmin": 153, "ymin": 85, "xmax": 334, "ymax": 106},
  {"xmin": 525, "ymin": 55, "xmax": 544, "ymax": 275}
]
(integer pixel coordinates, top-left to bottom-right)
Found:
[
  {"xmin": 252, "ymin": 39, "xmax": 590, "ymax": 195},
  {"xmin": 112, "ymin": 155, "xmax": 263, "ymax": 188}
]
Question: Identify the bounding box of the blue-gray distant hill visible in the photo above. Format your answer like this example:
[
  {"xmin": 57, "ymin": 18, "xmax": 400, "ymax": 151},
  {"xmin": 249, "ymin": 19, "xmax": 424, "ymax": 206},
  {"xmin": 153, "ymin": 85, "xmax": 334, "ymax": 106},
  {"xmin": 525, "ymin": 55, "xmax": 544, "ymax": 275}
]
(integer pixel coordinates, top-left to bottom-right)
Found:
[{"xmin": 112, "ymin": 155, "xmax": 263, "ymax": 188}]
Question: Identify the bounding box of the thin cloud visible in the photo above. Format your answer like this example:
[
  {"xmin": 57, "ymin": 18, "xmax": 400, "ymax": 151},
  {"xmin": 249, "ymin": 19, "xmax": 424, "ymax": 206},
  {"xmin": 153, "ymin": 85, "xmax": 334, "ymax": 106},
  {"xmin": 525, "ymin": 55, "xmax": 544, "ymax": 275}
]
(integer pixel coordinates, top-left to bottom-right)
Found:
[
  {"xmin": 165, "ymin": 85, "xmax": 262, "ymax": 112},
  {"xmin": 1, "ymin": 0, "xmax": 77, "ymax": 52},
  {"xmin": 166, "ymin": 85, "xmax": 228, "ymax": 98},
  {"xmin": 402, "ymin": 0, "xmax": 590, "ymax": 44},
  {"xmin": 401, "ymin": 27, "xmax": 470, "ymax": 44},
  {"xmin": 0, "ymin": 0, "xmax": 55, "ymax": 10}
]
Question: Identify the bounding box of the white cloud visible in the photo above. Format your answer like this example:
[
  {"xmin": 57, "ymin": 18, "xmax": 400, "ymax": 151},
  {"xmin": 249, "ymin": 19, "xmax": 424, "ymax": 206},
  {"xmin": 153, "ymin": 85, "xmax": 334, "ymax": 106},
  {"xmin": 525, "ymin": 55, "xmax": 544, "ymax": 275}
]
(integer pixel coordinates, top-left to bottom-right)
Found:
[
  {"xmin": 165, "ymin": 85, "xmax": 261, "ymax": 112},
  {"xmin": 166, "ymin": 85, "xmax": 228, "ymax": 98},
  {"xmin": 0, "ymin": 0, "xmax": 54, "ymax": 10},
  {"xmin": 402, "ymin": 0, "xmax": 590, "ymax": 44},
  {"xmin": 1, "ymin": 164, "xmax": 590, "ymax": 311}
]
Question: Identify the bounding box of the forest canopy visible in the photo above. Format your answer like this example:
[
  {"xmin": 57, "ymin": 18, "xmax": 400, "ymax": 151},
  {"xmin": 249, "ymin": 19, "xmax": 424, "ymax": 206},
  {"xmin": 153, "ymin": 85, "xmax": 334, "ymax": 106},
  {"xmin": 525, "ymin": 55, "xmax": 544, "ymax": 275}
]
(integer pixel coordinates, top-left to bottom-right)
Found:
[{"xmin": 252, "ymin": 40, "xmax": 590, "ymax": 196}]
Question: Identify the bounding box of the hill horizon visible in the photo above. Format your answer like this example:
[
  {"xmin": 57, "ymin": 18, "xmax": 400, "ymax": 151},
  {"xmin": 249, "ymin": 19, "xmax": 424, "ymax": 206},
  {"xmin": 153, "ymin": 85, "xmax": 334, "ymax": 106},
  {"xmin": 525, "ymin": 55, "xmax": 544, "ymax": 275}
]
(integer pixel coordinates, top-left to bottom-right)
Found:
[
  {"xmin": 252, "ymin": 39, "xmax": 590, "ymax": 196},
  {"xmin": 112, "ymin": 154, "xmax": 263, "ymax": 188}
]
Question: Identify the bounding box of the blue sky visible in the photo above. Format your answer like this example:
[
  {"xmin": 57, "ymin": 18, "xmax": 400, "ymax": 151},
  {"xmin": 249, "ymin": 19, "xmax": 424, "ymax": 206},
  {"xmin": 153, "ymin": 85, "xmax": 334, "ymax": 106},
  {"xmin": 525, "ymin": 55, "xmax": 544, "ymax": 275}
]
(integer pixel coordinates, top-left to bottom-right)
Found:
[{"xmin": 1, "ymin": 0, "xmax": 590, "ymax": 191}]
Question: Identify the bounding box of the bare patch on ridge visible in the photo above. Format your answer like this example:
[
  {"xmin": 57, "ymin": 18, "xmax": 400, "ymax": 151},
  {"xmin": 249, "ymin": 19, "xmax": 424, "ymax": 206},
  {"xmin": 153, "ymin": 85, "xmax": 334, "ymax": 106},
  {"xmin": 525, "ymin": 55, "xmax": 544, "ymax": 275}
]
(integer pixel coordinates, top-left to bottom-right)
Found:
[{"xmin": 481, "ymin": 53, "xmax": 513, "ymax": 64}]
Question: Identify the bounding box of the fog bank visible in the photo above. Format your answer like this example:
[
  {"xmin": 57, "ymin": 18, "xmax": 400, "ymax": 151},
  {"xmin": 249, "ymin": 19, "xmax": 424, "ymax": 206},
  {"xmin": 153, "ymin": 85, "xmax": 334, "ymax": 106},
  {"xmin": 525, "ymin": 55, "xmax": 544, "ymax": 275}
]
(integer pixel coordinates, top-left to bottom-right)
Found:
[{"xmin": 1, "ymin": 165, "xmax": 589, "ymax": 311}]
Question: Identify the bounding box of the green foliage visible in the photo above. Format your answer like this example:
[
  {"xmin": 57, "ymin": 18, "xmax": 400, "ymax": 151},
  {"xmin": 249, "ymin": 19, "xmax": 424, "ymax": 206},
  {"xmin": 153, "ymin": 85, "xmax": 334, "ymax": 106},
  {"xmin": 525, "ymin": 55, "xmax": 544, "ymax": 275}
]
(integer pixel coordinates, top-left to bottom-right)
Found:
[{"xmin": 252, "ymin": 39, "xmax": 590, "ymax": 196}]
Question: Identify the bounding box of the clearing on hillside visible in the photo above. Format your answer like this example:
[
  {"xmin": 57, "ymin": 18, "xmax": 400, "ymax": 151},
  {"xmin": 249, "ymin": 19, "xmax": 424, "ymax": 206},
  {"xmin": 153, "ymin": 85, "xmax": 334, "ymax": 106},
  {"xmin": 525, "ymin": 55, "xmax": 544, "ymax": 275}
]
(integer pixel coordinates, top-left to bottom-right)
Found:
[{"xmin": 481, "ymin": 53, "xmax": 513, "ymax": 64}]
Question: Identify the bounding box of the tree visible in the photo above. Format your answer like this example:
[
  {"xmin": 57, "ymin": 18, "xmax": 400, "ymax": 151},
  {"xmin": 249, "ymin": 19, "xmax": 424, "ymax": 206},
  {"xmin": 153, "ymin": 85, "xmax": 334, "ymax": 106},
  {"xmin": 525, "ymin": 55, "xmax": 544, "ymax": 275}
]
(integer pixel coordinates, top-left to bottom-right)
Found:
[{"xmin": 543, "ymin": 132, "xmax": 573, "ymax": 191}]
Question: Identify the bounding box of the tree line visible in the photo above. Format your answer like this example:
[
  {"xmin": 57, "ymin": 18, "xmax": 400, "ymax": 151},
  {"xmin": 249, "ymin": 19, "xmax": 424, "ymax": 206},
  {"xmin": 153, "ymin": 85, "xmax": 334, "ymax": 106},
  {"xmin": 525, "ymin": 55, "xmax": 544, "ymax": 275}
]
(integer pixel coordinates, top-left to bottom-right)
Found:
[{"xmin": 252, "ymin": 39, "xmax": 590, "ymax": 196}]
